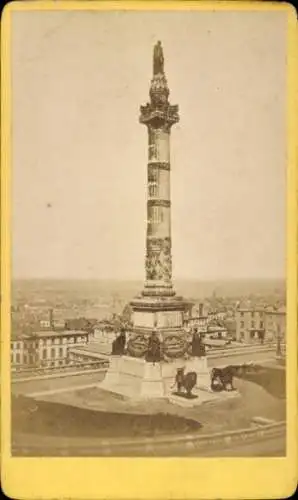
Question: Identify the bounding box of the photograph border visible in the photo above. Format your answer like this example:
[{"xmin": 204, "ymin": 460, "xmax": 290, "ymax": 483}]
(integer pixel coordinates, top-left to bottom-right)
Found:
[{"xmin": 1, "ymin": 1, "xmax": 297, "ymax": 498}]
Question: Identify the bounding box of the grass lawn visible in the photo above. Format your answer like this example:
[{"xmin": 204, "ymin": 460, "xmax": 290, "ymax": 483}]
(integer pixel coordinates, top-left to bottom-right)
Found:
[{"xmin": 12, "ymin": 393, "xmax": 202, "ymax": 439}]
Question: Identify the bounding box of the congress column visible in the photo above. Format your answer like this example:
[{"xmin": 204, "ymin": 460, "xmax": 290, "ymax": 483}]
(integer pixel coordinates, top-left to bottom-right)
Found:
[
  {"xmin": 129, "ymin": 41, "xmax": 192, "ymax": 358},
  {"xmin": 140, "ymin": 41, "xmax": 179, "ymax": 298}
]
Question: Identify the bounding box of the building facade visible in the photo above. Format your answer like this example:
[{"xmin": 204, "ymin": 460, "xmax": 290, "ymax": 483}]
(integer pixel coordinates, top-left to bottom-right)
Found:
[
  {"xmin": 264, "ymin": 306, "xmax": 286, "ymax": 342},
  {"xmin": 235, "ymin": 305, "xmax": 285, "ymax": 343},
  {"xmin": 11, "ymin": 335, "xmax": 39, "ymax": 369},
  {"xmin": 11, "ymin": 329, "xmax": 90, "ymax": 371}
]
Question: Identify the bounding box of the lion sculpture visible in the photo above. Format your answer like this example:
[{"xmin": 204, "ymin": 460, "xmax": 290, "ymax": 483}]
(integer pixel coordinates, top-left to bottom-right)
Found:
[
  {"xmin": 210, "ymin": 366, "xmax": 235, "ymax": 391},
  {"xmin": 172, "ymin": 367, "xmax": 197, "ymax": 398}
]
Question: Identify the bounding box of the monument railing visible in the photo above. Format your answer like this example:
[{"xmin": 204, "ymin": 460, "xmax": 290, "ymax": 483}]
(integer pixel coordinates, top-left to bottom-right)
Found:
[
  {"xmin": 12, "ymin": 420, "xmax": 285, "ymax": 456},
  {"xmin": 11, "ymin": 359, "xmax": 109, "ymax": 381}
]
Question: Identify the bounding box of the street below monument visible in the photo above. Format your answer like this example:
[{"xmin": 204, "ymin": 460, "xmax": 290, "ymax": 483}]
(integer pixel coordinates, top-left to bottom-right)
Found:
[{"xmin": 11, "ymin": 346, "xmax": 278, "ymax": 397}]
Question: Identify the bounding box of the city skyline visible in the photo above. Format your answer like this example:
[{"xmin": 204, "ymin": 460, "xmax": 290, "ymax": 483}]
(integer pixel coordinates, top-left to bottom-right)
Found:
[{"xmin": 12, "ymin": 10, "xmax": 287, "ymax": 280}]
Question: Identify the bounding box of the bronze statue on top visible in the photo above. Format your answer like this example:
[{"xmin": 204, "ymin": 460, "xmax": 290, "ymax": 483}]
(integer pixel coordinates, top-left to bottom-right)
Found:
[{"xmin": 153, "ymin": 40, "xmax": 164, "ymax": 75}]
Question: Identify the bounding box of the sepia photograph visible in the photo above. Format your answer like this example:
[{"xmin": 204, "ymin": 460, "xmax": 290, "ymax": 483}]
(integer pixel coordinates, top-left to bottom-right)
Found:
[{"xmin": 1, "ymin": 1, "xmax": 297, "ymax": 499}]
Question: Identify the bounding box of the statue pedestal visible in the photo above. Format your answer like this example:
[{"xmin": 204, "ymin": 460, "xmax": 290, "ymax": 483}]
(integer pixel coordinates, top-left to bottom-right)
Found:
[
  {"xmin": 184, "ymin": 357, "xmax": 211, "ymax": 392},
  {"xmin": 99, "ymin": 355, "xmax": 211, "ymax": 400},
  {"xmin": 99, "ymin": 356, "xmax": 165, "ymax": 399}
]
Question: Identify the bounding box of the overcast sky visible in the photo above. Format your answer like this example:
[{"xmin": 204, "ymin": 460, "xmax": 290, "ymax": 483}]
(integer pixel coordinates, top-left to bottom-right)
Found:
[{"xmin": 11, "ymin": 9, "xmax": 287, "ymax": 281}]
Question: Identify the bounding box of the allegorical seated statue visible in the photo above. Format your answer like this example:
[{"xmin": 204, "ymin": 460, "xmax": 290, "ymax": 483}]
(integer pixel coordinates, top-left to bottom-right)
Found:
[
  {"xmin": 145, "ymin": 329, "xmax": 162, "ymax": 363},
  {"xmin": 191, "ymin": 328, "xmax": 206, "ymax": 357},
  {"xmin": 111, "ymin": 328, "xmax": 126, "ymax": 356}
]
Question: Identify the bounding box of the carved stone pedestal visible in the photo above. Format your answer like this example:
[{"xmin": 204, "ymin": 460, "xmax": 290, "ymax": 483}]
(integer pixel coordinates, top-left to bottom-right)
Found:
[
  {"xmin": 99, "ymin": 355, "xmax": 211, "ymax": 401},
  {"xmin": 99, "ymin": 356, "xmax": 165, "ymax": 400},
  {"xmin": 184, "ymin": 357, "xmax": 211, "ymax": 391}
]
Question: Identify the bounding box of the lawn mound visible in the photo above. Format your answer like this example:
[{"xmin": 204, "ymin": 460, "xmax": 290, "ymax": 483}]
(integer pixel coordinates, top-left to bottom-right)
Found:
[
  {"xmin": 195, "ymin": 377, "xmax": 286, "ymax": 433},
  {"xmin": 235, "ymin": 364, "xmax": 285, "ymax": 399},
  {"xmin": 12, "ymin": 394, "xmax": 202, "ymax": 439}
]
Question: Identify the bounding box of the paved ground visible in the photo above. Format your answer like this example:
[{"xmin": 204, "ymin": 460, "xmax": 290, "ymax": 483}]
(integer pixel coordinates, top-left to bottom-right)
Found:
[
  {"xmin": 208, "ymin": 352, "xmax": 277, "ymax": 367},
  {"xmin": 12, "ymin": 371, "xmax": 106, "ymax": 395}
]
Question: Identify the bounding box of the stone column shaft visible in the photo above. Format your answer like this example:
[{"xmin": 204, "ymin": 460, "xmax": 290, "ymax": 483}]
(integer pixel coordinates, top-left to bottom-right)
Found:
[{"xmin": 144, "ymin": 125, "xmax": 173, "ymax": 296}]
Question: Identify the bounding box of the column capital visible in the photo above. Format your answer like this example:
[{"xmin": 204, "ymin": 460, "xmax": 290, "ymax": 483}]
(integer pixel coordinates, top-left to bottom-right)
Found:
[{"xmin": 140, "ymin": 103, "xmax": 179, "ymax": 129}]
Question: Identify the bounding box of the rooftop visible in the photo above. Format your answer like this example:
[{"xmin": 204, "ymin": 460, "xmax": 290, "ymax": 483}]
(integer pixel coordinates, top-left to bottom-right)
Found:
[
  {"xmin": 12, "ymin": 329, "xmax": 88, "ymax": 340},
  {"xmin": 34, "ymin": 330, "xmax": 88, "ymax": 338}
]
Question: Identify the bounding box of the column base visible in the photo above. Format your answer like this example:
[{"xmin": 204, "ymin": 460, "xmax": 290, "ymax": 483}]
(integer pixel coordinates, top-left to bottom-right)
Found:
[{"xmin": 128, "ymin": 294, "xmax": 192, "ymax": 358}]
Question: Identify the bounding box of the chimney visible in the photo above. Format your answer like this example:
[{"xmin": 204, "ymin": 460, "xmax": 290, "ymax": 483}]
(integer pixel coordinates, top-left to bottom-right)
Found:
[
  {"xmin": 199, "ymin": 303, "xmax": 204, "ymax": 317},
  {"xmin": 49, "ymin": 308, "xmax": 54, "ymax": 330}
]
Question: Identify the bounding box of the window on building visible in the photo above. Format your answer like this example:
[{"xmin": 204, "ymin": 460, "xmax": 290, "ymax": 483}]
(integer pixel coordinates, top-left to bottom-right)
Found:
[
  {"xmin": 240, "ymin": 312, "xmax": 244, "ymax": 317},
  {"xmin": 16, "ymin": 353, "xmax": 20, "ymax": 364},
  {"xmin": 260, "ymin": 321, "xmax": 264, "ymax": 328},
  {"xmin": 251, "ymin": 321, "xmax": 255, "ymax": 328},
  {"xmin": 251, "ymin": 311, "xmax": 255, "ymax": 317},
  {"xmin": 59, "ymin": 347, "xmax": 63, "ymax": 358},
  {"xmin": 51, "ymin": 347, "xmax": 55, "ymax": 358},
  {"xmin": 240, "ymin": 321, "xmax": 244, "ymax": 328},
  {"xmin": 43, "ymin": 349, "xmax": 47, "ymax": 360}
]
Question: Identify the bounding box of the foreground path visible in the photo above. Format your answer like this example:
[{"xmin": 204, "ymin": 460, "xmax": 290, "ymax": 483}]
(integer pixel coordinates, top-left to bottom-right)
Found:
[
  {"xmin": 181, "ymin": 435, "xmax": 285, "ymax": 457},
  {"xmin": 12, "ymin": 427, "xmax": 285, "ymax": 457},
  {"xmin": 12, "ymin": 371, "xmax": 106, "ymax": 395}
]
